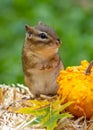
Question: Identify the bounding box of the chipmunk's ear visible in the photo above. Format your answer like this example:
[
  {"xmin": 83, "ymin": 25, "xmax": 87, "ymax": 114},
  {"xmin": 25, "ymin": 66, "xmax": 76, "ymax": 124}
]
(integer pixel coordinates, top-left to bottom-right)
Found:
[
  {"xmin": 25, "ymin": 24, "xmax": 30, "ymax": 31},
  {"xmin": 25, "ymin": 25, "xmax": 33, "ymax": 39},
  {"xmin": 25, "ymin": 24, "xmax": 33, "ymax": 32},
  {"xmin": 38, "ymin": 21, "xmax": 45, "ymax": 26}
]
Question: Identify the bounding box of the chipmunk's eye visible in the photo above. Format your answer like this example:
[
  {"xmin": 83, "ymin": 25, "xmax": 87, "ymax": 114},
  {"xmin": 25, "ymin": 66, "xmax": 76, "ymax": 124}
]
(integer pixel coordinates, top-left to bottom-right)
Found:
[
  {"xmin": 39, "ymin": 33, "xmax": 47, "ymax": 39},
  {"xmin": 57, "ymin": 38, "xmax": 60, "ymax": 42}
]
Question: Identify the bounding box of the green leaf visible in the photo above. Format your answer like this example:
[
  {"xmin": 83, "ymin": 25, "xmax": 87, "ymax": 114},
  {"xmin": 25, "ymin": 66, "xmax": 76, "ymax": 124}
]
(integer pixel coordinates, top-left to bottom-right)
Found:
[
  {"xmin": 42, "ymin": 111, "xmax": 71, "ymax": 130},
  {"xmin": 16, "ymin": 98, "xmax": 72, "ymax": 130},
  {"xmin": 40, "ymin": 100, "xmax": 72, "ymax": 130}
]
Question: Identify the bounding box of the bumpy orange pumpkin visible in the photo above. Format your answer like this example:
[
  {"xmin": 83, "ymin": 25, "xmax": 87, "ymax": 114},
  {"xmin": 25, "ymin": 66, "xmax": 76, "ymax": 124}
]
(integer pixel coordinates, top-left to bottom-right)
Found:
[{"xmin": 57, "ymin": 60, "xmax": 93, "ymax": 118}]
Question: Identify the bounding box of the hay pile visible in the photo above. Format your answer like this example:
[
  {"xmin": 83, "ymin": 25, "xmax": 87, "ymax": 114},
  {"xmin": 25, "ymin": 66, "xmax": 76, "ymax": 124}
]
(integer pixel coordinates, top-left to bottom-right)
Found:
[{"xmin": 0, "ymin": 84, "xmax": 93, "ymax": 130}]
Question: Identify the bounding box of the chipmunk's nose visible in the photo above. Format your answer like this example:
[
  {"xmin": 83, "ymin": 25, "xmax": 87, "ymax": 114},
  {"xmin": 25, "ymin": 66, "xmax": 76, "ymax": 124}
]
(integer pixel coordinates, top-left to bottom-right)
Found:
[{"xmin": 56, "ymin": 39, "xmax": 61, "ymax": 46}]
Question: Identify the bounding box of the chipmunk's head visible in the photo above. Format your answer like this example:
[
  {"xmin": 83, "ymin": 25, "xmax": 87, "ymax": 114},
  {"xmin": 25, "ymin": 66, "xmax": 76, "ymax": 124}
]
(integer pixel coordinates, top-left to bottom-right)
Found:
[{"xmin": 25, "ymin": 22, "xmax": 62, "ymax": 52}]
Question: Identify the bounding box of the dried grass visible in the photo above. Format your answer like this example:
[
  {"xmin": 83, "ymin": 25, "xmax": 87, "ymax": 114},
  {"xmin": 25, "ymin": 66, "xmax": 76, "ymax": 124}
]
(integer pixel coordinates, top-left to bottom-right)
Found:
[{"xmin": 0, "ymin": 84, "xmax": 93, "ymax": 130}]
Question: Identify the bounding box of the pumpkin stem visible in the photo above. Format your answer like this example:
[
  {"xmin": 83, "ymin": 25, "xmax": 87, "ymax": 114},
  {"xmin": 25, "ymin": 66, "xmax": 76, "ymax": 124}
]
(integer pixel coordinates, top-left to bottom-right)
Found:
[{"xmin": 85, "ymin": 60, "xmax": 93, "ymax": 74}]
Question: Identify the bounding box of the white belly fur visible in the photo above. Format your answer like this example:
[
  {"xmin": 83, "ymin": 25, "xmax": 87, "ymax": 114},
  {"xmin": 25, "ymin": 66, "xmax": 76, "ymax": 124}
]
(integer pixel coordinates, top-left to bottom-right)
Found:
[{"xmin": 29, "ymin": 67, "xmax": 59, "ymax": 96}]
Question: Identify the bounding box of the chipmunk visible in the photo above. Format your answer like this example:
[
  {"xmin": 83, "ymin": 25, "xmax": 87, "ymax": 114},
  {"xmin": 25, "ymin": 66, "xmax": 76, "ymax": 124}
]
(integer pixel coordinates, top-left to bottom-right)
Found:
[{"xmin": 22, "ymin": 22, "xmax": 64, "ymax": 98}]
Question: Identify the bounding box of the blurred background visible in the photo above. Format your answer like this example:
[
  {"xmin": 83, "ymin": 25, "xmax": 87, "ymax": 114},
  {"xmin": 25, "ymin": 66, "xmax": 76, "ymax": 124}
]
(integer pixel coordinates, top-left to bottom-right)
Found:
[{"xmin": 0, "ymin": 0, "xmax": 93, "ymax": 84}]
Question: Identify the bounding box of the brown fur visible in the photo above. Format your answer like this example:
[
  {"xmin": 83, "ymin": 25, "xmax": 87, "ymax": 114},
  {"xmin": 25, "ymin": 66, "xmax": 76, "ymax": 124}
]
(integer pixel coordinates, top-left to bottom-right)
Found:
[{"xmin": 22, "ymin": 22, "xmax": 64, "ymax": 97}]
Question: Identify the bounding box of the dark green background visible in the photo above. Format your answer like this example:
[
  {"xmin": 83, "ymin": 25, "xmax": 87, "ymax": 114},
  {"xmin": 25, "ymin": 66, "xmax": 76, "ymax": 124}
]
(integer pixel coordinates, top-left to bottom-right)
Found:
[{"xmin": 0, "ymin": 0, "xmax": 93, "ymax": 84}]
